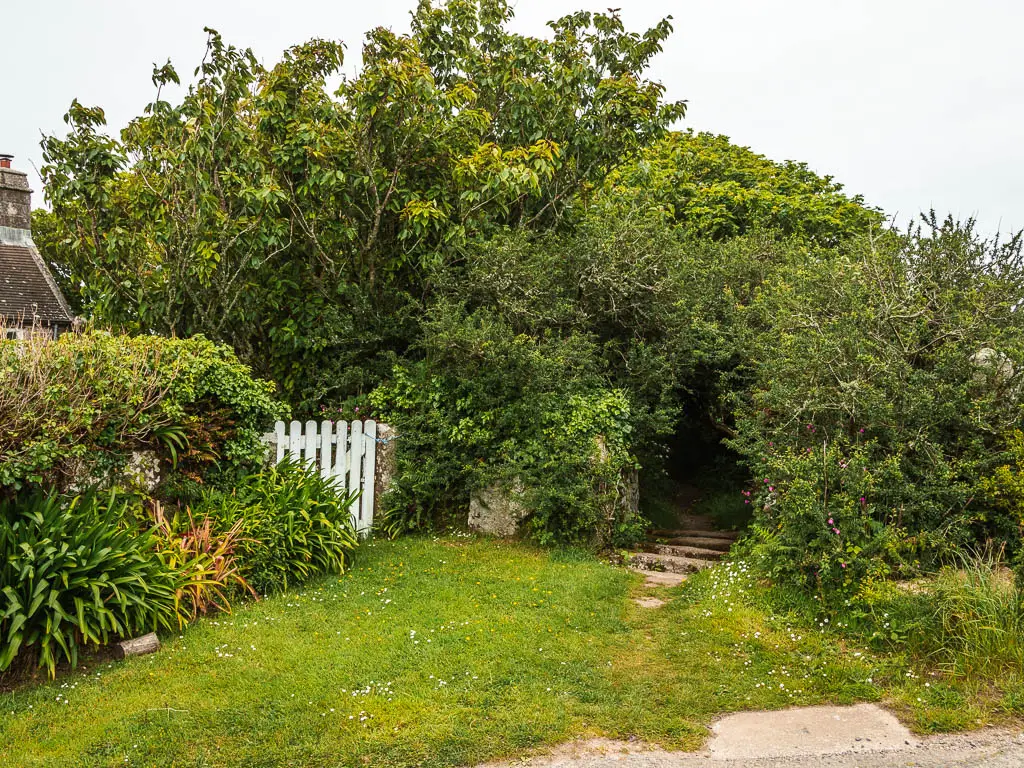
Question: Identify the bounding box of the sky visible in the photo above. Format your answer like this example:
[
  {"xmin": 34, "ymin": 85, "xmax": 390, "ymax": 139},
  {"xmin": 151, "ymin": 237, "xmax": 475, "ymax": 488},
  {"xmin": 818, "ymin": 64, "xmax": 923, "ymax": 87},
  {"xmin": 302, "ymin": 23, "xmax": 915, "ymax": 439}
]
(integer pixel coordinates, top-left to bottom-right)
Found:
[{"xmin": 3, "ymin": 0, "xmax": 1022, "ymax": 236}]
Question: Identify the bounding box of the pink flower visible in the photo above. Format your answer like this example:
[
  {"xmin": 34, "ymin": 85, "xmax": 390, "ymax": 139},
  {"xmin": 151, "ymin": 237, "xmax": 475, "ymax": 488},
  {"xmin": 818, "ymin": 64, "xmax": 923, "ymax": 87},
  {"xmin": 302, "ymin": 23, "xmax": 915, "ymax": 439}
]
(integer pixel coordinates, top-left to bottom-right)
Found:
[
  {"xmin": 828, "ymin": 518, "xmax": 834, "ymax": 525},
  {"xmin": 841, "ymin": 562, "xmax": 847, "ymax": 568}
]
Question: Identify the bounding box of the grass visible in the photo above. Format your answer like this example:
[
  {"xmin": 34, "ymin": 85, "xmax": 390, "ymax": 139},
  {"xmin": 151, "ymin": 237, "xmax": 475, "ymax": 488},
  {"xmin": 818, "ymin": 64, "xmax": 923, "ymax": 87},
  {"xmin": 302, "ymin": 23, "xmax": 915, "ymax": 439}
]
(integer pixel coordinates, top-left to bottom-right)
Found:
[
  {"xmin": 1, "ymin": 534, "xmax": 1018, "ymax": 767},
  {"xmin": 930, "ymin": 553, "xmax": 1024, "ymax": 679}
]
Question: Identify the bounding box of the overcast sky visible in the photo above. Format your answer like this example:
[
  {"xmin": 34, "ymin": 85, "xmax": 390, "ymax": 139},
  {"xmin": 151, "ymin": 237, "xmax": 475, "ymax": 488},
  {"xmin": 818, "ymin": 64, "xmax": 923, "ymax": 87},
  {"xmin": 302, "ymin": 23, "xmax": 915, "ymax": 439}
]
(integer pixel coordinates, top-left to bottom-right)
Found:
[{"xmin": 3, "ymin": 1, "xmax": 1021, "ymax": 236}]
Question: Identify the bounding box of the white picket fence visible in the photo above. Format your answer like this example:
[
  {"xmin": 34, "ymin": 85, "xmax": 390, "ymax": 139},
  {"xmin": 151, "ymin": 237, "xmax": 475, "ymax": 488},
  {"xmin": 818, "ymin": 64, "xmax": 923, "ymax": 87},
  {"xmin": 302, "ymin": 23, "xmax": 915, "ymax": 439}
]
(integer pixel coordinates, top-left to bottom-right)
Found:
[{"xmin": 263, "ymin": 419, "xmax": 379, "ymax": 536}]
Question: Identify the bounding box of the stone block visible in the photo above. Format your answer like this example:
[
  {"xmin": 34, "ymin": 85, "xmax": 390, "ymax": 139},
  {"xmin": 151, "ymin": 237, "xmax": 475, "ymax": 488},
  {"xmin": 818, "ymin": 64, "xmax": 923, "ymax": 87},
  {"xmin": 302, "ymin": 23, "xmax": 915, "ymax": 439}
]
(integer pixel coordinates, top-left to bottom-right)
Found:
[{"xmin": 468, "ymin": 482, "xmax": 527, "ymax": 537}]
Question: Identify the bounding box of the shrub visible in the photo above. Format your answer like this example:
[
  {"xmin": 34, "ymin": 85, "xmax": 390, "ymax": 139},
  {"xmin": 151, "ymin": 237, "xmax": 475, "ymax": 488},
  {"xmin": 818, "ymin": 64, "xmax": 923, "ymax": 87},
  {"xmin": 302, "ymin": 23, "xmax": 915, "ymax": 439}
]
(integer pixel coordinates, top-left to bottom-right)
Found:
[
  {"xmin": 732, "ymin": 442, "xmax": 903, "ymax": 592},
  {"xmin": 370, "ymin": 302, "xmax": 638, "ymax": 546},
  {"xmin": 0, "ymin": 491, "xmax": 186, "ymax": 677},
  {"xmin": 0, "ymin": 330, "xmax": 284, "ymax": 496},
  {"xmin": 151, "ymin": 504, "xmax": 254, "ymax": 619},
  {"xmin": 727, "ymin": 217, "xmax": 1024, "ymax": 589},
  {"xmin": 193, "ymin": 461, "xmax": 359, "ymax": 594}
]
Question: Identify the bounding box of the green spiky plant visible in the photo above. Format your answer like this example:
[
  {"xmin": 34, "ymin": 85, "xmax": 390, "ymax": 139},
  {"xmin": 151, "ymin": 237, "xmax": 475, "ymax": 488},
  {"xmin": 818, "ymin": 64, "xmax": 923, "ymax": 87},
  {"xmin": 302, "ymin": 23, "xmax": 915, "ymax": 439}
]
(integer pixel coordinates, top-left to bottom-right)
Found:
[
  {"xmin": 0, "ymin": 491, "xmax": 186, "ymax": 677},
  {"xmin": 194, "ymin": 460, "xmax": 360, "ymax": 594}
]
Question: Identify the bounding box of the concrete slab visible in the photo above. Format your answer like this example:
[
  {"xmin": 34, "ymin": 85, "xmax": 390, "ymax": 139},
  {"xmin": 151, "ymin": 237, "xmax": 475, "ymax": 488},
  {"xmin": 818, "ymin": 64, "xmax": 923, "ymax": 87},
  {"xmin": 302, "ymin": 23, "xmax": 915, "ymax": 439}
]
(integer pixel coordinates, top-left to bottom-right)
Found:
[
  {"xmin": 474, "ymin": 730, "xmax": 1024, "ymax": 767},
  {"xmin": 707, "ymin": 703, "xmax": 918, "ymax": 759}
]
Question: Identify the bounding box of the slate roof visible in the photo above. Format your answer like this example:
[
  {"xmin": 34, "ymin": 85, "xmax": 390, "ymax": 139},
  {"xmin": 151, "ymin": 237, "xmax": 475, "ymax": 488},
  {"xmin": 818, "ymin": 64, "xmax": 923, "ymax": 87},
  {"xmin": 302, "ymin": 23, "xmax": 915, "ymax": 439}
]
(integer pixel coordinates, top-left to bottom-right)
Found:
[{"xmin": 0, "ymin": 242, "xmax": 74, "ymax": 327}]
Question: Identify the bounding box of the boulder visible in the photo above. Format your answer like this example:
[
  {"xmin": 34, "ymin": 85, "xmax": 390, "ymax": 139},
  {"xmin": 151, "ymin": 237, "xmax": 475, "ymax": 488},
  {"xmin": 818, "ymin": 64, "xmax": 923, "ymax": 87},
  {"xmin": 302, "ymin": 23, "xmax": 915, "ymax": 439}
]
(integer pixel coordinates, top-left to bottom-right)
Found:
[{"xmin": 468, "ymin": 482, "xmax": 527, "ymax": 537}]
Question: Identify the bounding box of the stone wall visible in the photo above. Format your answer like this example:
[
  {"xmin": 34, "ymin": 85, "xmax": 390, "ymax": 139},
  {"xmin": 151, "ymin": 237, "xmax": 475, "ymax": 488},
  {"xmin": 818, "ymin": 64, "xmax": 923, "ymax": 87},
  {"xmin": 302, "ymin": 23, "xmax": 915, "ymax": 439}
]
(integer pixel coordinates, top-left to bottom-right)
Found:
[{"xmin": 374, "ymin": 423, "xmax": 399, "ymax": 510}]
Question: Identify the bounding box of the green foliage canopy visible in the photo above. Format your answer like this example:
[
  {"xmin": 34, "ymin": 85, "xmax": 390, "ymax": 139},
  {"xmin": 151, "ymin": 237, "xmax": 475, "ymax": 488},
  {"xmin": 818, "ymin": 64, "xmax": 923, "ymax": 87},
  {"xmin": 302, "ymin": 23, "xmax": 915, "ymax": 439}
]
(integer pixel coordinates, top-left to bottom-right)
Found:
[
  {"xmin": 601, "ymin": 131, "xmax": 883, "ymax": 244},
  {"xmin": 39, "ymin": 2, "xmax": 685, "ymax": 410}
]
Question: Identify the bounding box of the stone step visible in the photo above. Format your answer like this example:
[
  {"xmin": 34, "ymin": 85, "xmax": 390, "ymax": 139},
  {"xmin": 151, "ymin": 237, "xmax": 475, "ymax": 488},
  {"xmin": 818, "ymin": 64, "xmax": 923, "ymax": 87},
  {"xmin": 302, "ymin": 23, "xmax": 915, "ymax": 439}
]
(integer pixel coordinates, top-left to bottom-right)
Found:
[
  {"xmin": 649, "ymin": 528, "xmax": 739, "ymax": 542},
  {"xmin": 679, "ymin": 513, "xmax": 717, "ymax": 529},
  {"xmin": 650, "ymin": 535, "xmax": 734, "ymax": 552},
  {"xmin": 626, "ymin": 551, "xmax": 711, "ymax": 575},
  {"xmin": 629, "ymin": 567, "xmax": 688, "ymax": 587},
  {"xmin": 640, "ymin": 542, "xmax": 723, "ymax": 561}
]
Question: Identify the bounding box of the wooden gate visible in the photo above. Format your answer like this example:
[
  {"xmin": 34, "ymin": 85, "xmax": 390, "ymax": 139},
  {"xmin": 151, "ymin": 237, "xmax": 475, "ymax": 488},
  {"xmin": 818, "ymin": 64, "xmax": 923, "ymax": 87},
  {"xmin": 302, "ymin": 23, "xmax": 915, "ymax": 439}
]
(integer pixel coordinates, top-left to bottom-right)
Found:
[{"xmin": 264, "ymin": 419, "xmax": 379, "ymax": 536}]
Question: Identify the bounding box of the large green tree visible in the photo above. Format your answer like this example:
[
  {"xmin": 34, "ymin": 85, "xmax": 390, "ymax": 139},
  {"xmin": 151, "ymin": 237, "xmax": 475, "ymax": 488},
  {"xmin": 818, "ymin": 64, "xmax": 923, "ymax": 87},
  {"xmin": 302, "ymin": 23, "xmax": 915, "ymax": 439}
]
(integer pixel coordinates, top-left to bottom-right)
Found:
[{"xmin": 39, "ymin": 0, "xmax": 685, "ymax": 410}]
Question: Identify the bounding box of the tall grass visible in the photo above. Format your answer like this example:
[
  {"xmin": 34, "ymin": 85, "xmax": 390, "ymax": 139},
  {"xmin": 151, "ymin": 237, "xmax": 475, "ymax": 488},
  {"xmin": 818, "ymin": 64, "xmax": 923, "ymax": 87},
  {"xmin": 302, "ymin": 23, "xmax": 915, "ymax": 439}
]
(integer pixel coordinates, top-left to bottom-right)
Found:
[{"xmin": 929, "ymin": 549, "xmax": 1024, "ymax": 678}]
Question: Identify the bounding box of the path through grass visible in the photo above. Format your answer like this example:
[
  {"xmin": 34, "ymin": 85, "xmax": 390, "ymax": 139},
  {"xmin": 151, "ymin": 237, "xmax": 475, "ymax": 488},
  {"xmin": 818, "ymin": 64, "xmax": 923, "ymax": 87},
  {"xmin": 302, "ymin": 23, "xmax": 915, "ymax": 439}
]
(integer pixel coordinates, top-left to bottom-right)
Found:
[{"xmin": 0, "ymin": 535, "xmax": 1000, "ymax": 767}]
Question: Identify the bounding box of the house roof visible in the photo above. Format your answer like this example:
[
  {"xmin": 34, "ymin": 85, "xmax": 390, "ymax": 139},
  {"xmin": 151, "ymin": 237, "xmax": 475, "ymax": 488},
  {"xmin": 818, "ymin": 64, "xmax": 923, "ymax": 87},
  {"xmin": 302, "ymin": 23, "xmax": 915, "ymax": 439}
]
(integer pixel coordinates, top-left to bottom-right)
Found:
[{"xmin": 0, "ymin": 242, "xmax": 74, "ymax": 327}]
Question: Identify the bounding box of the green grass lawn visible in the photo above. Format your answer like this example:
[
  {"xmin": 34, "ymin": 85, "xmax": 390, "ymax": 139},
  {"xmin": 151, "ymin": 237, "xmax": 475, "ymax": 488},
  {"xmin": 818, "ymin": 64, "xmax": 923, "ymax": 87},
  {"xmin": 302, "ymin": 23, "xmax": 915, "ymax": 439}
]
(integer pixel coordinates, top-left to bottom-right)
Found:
[{"xmin": 0, "ymin": 534, "xmax": 1013, "ymax": 767}]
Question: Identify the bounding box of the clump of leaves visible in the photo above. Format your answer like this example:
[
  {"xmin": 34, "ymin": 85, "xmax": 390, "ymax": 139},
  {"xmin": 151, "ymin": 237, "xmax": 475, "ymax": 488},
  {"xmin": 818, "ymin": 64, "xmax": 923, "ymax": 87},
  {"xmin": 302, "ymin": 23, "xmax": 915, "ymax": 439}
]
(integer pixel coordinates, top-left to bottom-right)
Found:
[
  {"xmin": 193, "ymin": 460, "xmax": 359, "ymax": 594},
  {"xmin": 0, "ymin": 491, "xmax": 186, "ymax": 677},
  {"xmin": 152, "ymin": 504, "xmax": 255, "ymax": 618}
]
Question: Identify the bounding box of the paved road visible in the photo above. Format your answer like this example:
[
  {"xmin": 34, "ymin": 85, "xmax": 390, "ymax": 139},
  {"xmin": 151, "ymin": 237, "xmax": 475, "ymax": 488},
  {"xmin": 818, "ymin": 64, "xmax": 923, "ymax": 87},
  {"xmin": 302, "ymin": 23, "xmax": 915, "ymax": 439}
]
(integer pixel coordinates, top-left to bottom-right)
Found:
[
  {"xmin": 481, "ymin": 733, "xmax": 1024, "ymax": 768},
  {"xmin": 479, "ymin": 703, "xmax": 1024, "ymax": 768}
]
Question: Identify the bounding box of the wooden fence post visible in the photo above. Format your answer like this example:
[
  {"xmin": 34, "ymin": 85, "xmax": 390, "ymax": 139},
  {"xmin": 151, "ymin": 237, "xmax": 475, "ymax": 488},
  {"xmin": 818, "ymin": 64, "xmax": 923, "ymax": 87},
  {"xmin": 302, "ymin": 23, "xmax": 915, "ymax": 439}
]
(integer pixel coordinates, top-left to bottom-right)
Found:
[{"xmin": 349, "ymin": 420, "xmax": 364, "ymax": 532}]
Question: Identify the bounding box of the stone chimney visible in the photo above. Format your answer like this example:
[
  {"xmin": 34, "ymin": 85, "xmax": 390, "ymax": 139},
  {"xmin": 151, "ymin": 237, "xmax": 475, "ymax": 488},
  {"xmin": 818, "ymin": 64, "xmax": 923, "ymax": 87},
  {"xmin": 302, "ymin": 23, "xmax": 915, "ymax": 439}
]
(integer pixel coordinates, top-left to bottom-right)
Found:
[{"xmin": 0, "ymin": 154, "xmax": 33, "ymax": 232}]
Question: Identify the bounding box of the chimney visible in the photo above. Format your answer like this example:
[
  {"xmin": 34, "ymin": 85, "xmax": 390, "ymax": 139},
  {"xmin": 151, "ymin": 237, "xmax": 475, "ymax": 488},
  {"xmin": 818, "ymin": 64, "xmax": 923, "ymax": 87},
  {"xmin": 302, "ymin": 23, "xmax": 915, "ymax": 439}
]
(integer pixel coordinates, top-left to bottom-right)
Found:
[{"xmin": 0, "ymin": 154, "xmax": 33, "ymax": 232}]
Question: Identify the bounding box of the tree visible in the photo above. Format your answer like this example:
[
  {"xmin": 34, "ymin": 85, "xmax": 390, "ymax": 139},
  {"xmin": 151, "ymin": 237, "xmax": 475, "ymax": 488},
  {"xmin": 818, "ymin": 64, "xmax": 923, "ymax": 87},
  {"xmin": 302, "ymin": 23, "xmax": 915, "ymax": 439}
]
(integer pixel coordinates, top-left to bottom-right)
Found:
[
  {"xmin": 599, "ymin": 130, "xmax": 883, "ymax": 245},
  {"xmin": 38, "ymin": 2, "xmax": 685, "ymax": 411}
]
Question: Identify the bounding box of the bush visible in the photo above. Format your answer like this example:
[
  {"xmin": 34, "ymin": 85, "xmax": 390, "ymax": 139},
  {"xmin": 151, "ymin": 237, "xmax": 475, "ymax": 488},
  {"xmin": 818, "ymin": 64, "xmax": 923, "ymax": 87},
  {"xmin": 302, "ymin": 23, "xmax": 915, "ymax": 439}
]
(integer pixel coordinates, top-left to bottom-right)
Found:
[
  {"xmin": 0, "ymin": 491, "xmax": 186, "ymax": 677},
  {"xmin": 726, "ymin": 217, "xmax": 1024, "ymax": 589},
  {"xmin": 192, "ymin": 461, "xmax": 359, "ymax": 594},
  {"xmin": 732, "ymin": 443, "xmax": 902, "ymax": 592},
  {"xmin": 0, "ymin": 330, "xmax": 284, "ymax": 497},
  {"xmin": 370, "ymin": 302, "xmax": 638, "ymax": 546}
]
